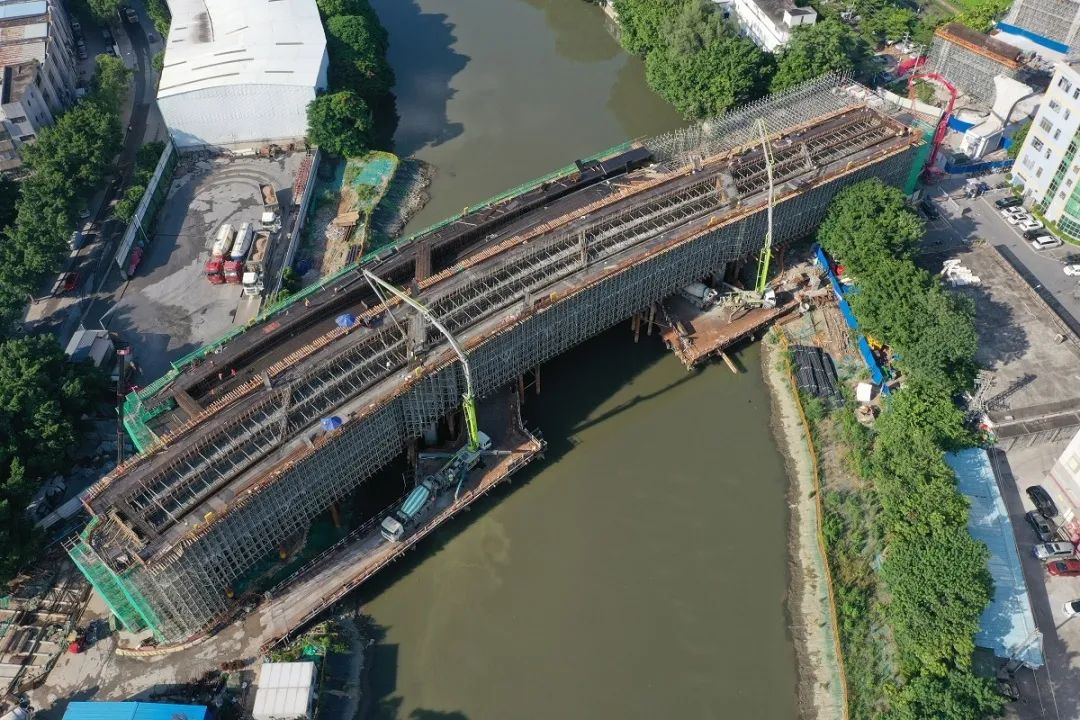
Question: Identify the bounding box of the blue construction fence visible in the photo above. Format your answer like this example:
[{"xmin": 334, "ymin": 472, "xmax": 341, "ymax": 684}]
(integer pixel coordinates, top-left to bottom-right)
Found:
[
  {"xmin": 995, "ymin": 21, "xmax": 1070, "ymax": 53},
  {"xmin": 814, "ymin": 245, "xmax": 891, "ymax": 392},
  {"xmin": 942, "ymin": 158, "xmax": 1013, "ymax": 175}
]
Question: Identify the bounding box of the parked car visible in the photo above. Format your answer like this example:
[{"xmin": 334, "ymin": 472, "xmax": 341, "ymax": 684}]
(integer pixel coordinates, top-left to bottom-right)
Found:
[
  {"xmin": 1018, "ymin": 218, "xmax": 1044, "ymax": 232},
  {"xmin": 1049, "ymin": 559, "xmax": 1080, "ymax": 576},
  {"xmin": 1034, "ymin": 541, "xmax": 1075, "ymax": 561},
  {"xmin": 1023, "ymin": 227, "xmax": 1049, "ymax": 240},
  {"xmin": 995, "ymin": 196, "xmax": 1023, "ymax": 209},
  {"xmin": 1026, "ymin": 510, "xmax": 1057, "ymax": 542},
  {"xmin": 1065, "ymin": 264, "xmax": 1080, "ymax": 276},
  {"xmin": 50, "ymin": 272, "xmax": 78, "ymax": 297},
  {"xmin": 1064, "ymin": 600, "xmax": 1080, "ymax": 616},
  {"xmin": 1032, "ymin": 235, "xmax": 1064, "ymax": 250},
  {"xmin": 71, "ymin": 20, "xmax": 81, "ymax": 34},
  {"xmin": 919, "ymin": 199, "xmax": 940, "ymax": 219},
  {"xmin": 1028, "ymin": 485, "xmax": 1060, "ymax": 517},
  {"xmin": 1006, "ymin": 212, "xmax": 1029, "ymax": 226},
  {"xmin": 121, "ymin": 6, "xmax": 138, "ymax": 22},
  {"xmin": 1000, "ymin": 206, "xmax": 1025, "ymax": 219}
]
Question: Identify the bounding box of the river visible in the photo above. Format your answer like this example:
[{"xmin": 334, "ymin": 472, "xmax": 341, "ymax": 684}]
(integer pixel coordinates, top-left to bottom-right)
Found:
[{"xmin": 361, "ymin": 0, "xmax": 797, "ymax": 718}]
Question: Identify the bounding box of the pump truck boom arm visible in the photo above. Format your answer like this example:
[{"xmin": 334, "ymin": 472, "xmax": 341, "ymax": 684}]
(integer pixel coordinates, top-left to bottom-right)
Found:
[
  {"xmin": 754, "ymin": 119, "xmax": 775, "ymax": 296},
  {"xmin": 361, "ymin": 269, "xmax": 482, "ymax": 451}
]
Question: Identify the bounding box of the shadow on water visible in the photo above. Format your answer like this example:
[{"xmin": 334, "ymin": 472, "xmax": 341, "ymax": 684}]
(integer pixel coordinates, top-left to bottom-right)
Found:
[
  {"xmin": 369, "ymin": 0, "xmax": 469, "ymax": 157},
  {"xmin": 518, "ymin": 0, "xmax": 621, "ymax": 64}
]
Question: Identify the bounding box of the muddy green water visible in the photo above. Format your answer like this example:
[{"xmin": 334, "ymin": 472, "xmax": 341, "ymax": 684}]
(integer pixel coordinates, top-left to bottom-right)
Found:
[{"xmin": 361, "ymin": 1, "xmax": 797, "ymax": 717}]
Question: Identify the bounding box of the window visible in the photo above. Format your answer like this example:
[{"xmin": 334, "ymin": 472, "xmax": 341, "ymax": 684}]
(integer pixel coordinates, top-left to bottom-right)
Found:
[
  {"xmin": 1047, "ymin": 148, "xmax": 1054, "ymax": 159},
  {"xmin": 1041, "ymin": 118, "xmax": 1054, "ymax": 133},
  {"xmin": 7, "ymin": 116, "xmax": 25, "ymax": 124},
  {"xmin": 1068, "ymin": 109, "xmax": 1073, "ymax": 120},
  {"xmin": 1023, "ymin": 155, "xmax": 1036, "ymax": 169},
  {"xmin": 1062, "ymin": 191, "xmax": 1068, "ymax": 199},
  {"xmin": 1056, "ymin": 129, "xmax": 1063, "ymax": 140},
  {"xmin": 18, "ymin": 134, "xmax": 34, "ymax": 142},
  {"xmin": 1051, "ymin": 99, "xmax": 1062, "ymax": 112},
  {"xmin": 1037, "ymin": 167, "xmax": 1045, "ymax": 177},
  {"xmin": 1074, "ymin": 88, "xmax": 1080, "ymax": 100},
  {"xmin": 1060, "ymin": 76, "xmax": 1072, "ymax": 92},
  {"xmin": 1033, "ymin": 137, "xmax": 1045, "ymax": 151},
  {"xmin": 1069, "ymin": 179, "xmax": 1074, "ymax": 187}
]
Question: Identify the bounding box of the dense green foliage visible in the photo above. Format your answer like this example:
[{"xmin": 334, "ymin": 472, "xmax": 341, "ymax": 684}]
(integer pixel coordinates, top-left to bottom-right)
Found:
[
  {"xmin": 146, "ymin": 0, "xmax": 172, "ymax": 37},
  {"xmin": 86, "ymin": 0, "xmax": 120, "ymax": 22},
  {"xmin": 0, "ymin": 178, "xmax": 18, "ymax": 234},
  {"xmin": 1008, "ymin": 121, "xmax": 1030, "ymax": 160},
  {"xmin": 956, "ymin": 0, "xmax": 1010, "ymax": 32},
  {"xmin": 612, "ymin": 0, "xmax": 679, "ymax": 56},
  {"xmin": 0, "ymin": 336, "xmax": 104, "ymax": 583},
  {"xmin": 113, "ymin": 141, "xmax": 166, "ymax": 223},
  {"xmin": 772, "ymin": 20, "xmax": 867, "ymax": 93},
  {"xmin": 307, "ymin": 92, "xmax": 373, "ymax": 158},
  {"xmin": 306, "ymin": 0, "xmax": 394, "ymax": 158},
  {"xmin": 815, "ymin": 180, "xmax": 1003, "ymax": 719},
  {"xmin": 0, "ymin": 55, "xmax": 127, "ymax": 324}
]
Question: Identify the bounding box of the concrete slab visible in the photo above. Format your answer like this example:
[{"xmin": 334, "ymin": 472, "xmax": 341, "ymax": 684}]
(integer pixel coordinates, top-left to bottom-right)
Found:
[{"xmin": 109, "ymin": 153, "xmax": 303, "ymax": 382}]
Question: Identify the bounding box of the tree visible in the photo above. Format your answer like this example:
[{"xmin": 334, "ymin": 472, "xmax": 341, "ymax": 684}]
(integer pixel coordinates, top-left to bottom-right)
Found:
[
  {"xmin": 612, "ymin": 0, "xmax": 684, "ymax": 56},
  {"xmin": 958, "ymin": 0, "xmax": 1010, "ymax": 32},
  {"xmin": 317, "ymin": 0, "xmax": 376, "ymax": 16},
  {"xmin": 92, "ymin": 54, "xmax": 132, "ymax": 112},
  {"xmin": 1008, "ymin": 121, "xmax": 1030, "ymax": 160},
  {"xmin": 146, "ymin": 0, "xmax": 171, "ymax": 36},
  {"xmin": 0, "ymin": 335, "xmax": 103, "ymax": 583},
  {"xmin": 307, "ymin": 92, "xmax": 373, "ymax": 157},
  {"xmin": 860, "ymin": 5, "xmax": 917, "ymax": 45},
  {"xmin": 0, "ymin": 178, "xmax": 18, "ymax": 234},
  {"xmin": 645, "ymin": 32, "xmax": 772, "ymax": 118},
  {"xmin": 325, "ymin": 13, "xmax": 393, "ymax": 97},
  {"xmin": 816, "ymin": 179, "xmax": 924, "ymax": 276},
  {"xmin": 771, "ymin": 20, "xmax": 866, "ymax": 93},
  {"xmin": 86, "ymin": 0, "xmax": 120, "ymax": 22}
]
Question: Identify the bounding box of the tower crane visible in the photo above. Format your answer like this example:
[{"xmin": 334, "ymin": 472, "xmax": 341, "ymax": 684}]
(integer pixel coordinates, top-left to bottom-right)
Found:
[
  {"xmin": 754, "ymin": 118, "xmax": 775, "ymax": 296},
  {"xmin": 362, "ymin": 269, "xmax": 482, "ymax": 451}
]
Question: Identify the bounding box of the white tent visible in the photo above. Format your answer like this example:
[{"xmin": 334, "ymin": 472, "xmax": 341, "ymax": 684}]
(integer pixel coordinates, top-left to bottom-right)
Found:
[{"xmin": 252, "ymin": 661, "xmax": 316, "ymax": 720}]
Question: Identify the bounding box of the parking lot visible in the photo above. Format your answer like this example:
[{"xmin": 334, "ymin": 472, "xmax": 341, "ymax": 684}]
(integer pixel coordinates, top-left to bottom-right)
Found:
[
  {"xmin": 923, "ymin": 175, "xmax": 1080, "ymax": 718},
  {"xmin": 105, "ymin": 152, "xmax": 303, "ymax": 381}
]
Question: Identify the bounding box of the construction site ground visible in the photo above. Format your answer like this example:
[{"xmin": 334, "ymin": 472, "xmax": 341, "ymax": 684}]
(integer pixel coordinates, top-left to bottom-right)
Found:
[
  {"xmin": 108, "ymin": 152, "xmax": 304, "ymax": 382},
  {"xmin": 661, "ymin": 294, "xmax": 798, "ymax": 368},
  {"xmin": 27, "ymin": 388, "xmax": 542, "ymax": 716}
]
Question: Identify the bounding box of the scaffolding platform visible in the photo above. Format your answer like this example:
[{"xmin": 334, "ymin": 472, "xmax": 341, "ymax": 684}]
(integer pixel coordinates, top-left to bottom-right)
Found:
[
  {"xmin": 253, "ymin": 387, "xmax": 544, "ymax": 652},
  {"xmin": 660, "ymin": 295, "xmax": 798, "ymax": 368}
]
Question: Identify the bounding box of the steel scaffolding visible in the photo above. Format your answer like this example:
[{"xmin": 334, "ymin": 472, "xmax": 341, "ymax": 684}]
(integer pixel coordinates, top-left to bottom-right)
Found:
[
  {"xmin": 71, "ymin": 78, "xmax": 921, "ymax": 642},
  {"xmin": 1005, "ymin": 0, "xmax": 1080, "ymax": 48}
]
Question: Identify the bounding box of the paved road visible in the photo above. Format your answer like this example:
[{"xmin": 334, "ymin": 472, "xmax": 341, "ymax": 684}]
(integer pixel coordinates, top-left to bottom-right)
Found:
[
  {"xmin": 923, "ymin": 175, "xmax": 1080, "ymax": 329},
  {"xmin": 25, "ymin": 10, "xmax": 164, "ymax": 345}
]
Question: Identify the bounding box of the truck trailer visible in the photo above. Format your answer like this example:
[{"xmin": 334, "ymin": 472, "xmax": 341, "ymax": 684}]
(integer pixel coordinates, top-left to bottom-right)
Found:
[
  {"xmin": 242, "ymin": 230, "xmax": 272, "ymax": 296},
  {"xmin": 205, "ymin": 224, "xmax": 236, "ymax": 285},
  {"xmin": 224, "ymin": 222, "xmax": 254, "ymax": 284},
  {"xmin": 260, "ymin": 184, "xmax": 279, "ymax": 227}
]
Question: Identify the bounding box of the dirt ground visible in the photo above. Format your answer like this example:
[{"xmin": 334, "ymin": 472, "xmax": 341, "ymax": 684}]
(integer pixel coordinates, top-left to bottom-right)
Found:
[{"xmin": 762, "ymin": 337, "xmax": 846, "ymax": 720}]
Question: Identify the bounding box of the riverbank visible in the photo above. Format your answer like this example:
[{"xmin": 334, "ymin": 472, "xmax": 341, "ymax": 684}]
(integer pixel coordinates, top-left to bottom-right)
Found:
[{"xmin": 762, "ymin": 335, "xmax": 845, "ymax": 720}]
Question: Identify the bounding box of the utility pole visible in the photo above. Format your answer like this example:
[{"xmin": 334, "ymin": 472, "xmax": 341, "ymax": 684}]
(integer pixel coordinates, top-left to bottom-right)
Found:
[
  {"xmin": 754, "ymin": 119, "xmax": 775, "ymax": 296},
  {"xmin": 362, "ymin": 270, "xmax": 482, "ymax": 451}
]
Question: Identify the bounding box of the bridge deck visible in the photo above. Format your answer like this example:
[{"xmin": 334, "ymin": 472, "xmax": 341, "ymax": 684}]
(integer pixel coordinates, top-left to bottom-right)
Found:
[{"xmin": 85, "ymin": 105, "xmax": 917, "ymax": 569}]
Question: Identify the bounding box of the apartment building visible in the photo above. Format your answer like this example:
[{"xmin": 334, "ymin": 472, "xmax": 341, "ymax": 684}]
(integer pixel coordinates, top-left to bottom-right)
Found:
[
  {"xmin": 730, "ymin": 0, "xmax": 816, "ymax": 52},
  {"xmin": 0, "ymin": 0, "xmax": 79, "ymax": 170},
  {"xmin": 1013, "ymin": 62, "xmax": 1080, "ymax": 239}
]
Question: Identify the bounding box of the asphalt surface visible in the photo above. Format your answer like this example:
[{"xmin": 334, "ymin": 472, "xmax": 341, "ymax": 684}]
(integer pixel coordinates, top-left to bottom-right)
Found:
[{"xmin": 24, "ymin": 7, "xmax": 164, "ymax": 346}]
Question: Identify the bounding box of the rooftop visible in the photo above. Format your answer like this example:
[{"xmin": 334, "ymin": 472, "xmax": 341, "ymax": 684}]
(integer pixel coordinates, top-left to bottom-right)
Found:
[
  {"xmin": 936, "ymin": 22, "xmax": 1023, "ymax": 68},
  {"xmin": 62, "ymin": 702, "xmax": 209, "ymax": 720},
  {"xmin": 947, "ymin": 449, "xmax": 1043, "ymax": 668},
  {"xmin": 0, "ymin": 59, "xmax": 38, "ymax": 104},
  {"xmin": 157, "ymin": 0, "xmax": 327, "ymax": 98},
  {"xmin": 744, "ymin": 0, "xmax": 817, "ymax": 28},
  {"xmin": 0, "ymin": 0, "xmax": 51, "ymax": 73}
]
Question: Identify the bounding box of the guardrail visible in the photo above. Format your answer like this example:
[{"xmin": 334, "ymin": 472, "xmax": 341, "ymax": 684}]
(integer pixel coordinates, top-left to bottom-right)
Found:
[{"xmin": 115, "ymin": 140, "xmax": 177, "ymax": 275}]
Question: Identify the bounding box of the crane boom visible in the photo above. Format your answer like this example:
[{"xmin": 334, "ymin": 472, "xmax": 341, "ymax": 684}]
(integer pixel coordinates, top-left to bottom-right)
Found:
[
  {"xmin": 362, "ymin": 270, "xmax": 481, "ymax": 451},
  {"xmin": 754, "ymin": 119, "xmax": 775, "ymax": 296}
]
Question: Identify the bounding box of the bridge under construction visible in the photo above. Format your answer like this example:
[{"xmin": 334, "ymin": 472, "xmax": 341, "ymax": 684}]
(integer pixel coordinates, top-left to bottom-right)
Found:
[{"xmin": 68, "ymin": 75, "xmax": 925, "ymax": 644}]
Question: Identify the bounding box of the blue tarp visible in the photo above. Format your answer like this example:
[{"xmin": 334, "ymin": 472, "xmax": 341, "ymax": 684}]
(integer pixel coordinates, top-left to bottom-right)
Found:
[
  {"xmin": 63, "ymin": 702, "xmax": 208, "ymax": 720},
  {"xmin": 947, "ymin": 116, "xmax": 976, "ymax": 132},
  {"xmin": 321, "ymin": 416, "xmax": 343, "ymax": 431},
  {"xmin": 995, "ymin": 22, "xmax": 1070, "ymax": 53},
  {"xmin": 947, "ymin": 449, "xmax": 1044, "ymax": 668},
  {"xmin": 814, "ymin": 246, "xmax": 890, "ymax": 391},
  {"xmin": 335, "ymin": 313, "xmax": 357, "ymax": 329}
]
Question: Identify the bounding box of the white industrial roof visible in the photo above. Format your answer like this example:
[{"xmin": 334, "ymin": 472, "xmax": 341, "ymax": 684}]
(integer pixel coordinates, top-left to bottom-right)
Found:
[
  {"xmin": 157, "ymin": 0, "xmax": 326, "ymax": 99},
  {"xmin": 0, "ymin": 1, "xmax": 46, "ymax": 22},
  {"xmin": 252, "ymin": 661, "xmax": 315, "ymax": 720}
]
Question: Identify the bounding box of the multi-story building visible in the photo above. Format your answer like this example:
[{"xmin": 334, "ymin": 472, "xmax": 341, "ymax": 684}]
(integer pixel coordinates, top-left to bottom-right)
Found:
[
  {"xmin": 1013, "ymin": 62, "xmax": 1080, "ymax": 240},
  {"xmin": 0, "ymin": 0, "xmax": 79, "ymax": 171},
  {"xmin": 730, "ymin": 0, "xmax": 816, "ymax": 52}
]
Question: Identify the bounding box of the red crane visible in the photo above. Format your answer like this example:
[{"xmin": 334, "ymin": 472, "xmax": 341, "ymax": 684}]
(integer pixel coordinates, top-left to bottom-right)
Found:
[{"xmin": 908, "ymin": 72, "xmax": 958, "ymax": 177}]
